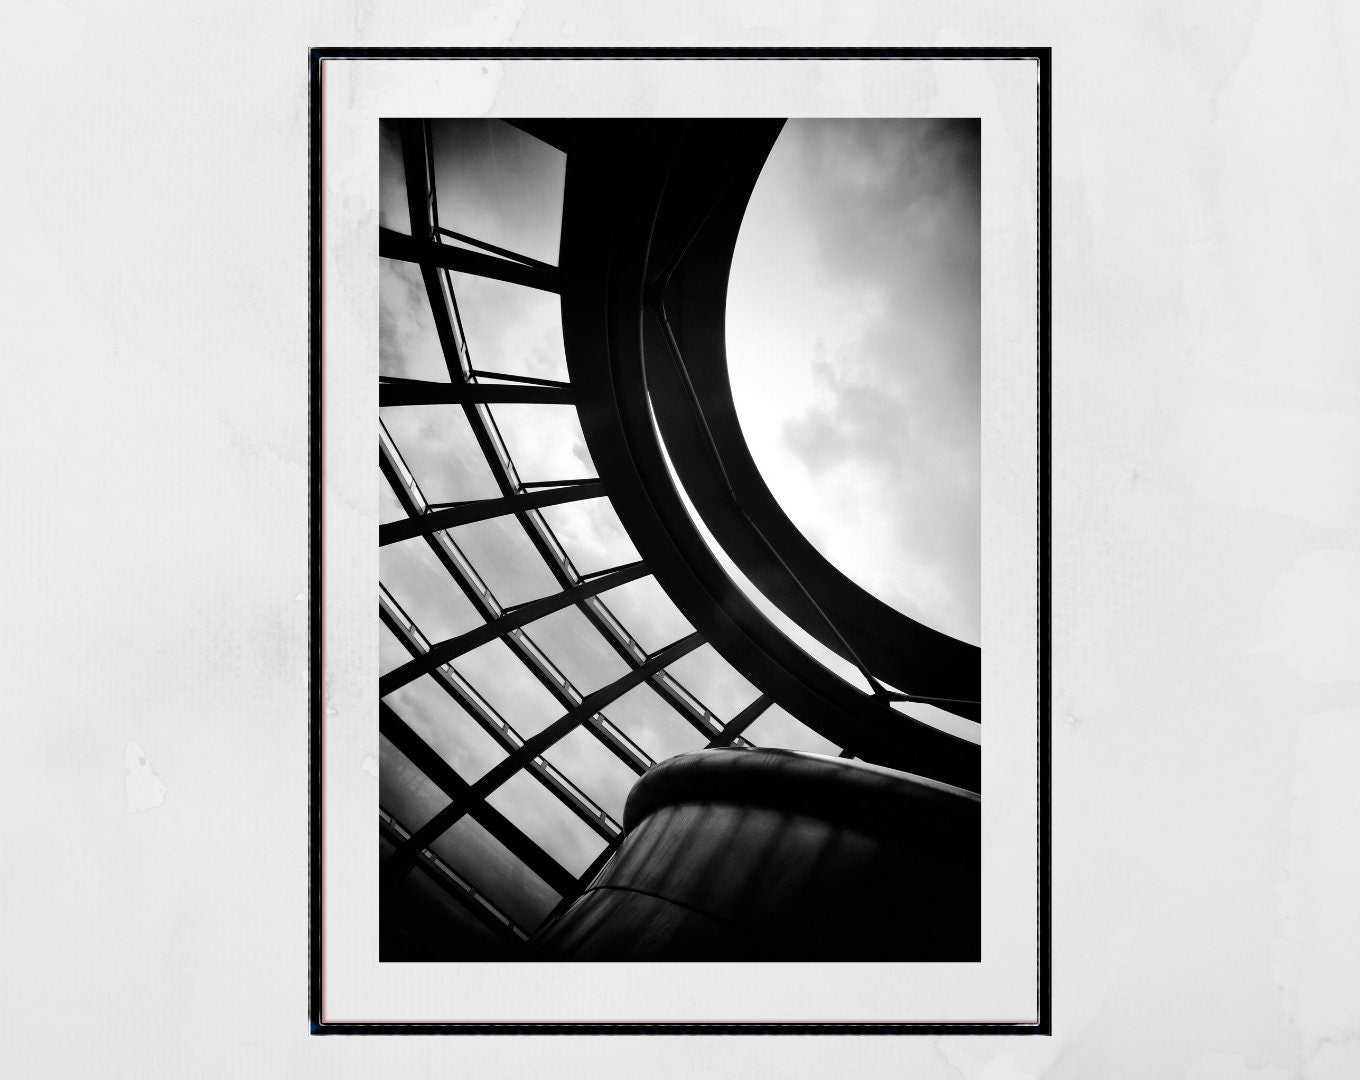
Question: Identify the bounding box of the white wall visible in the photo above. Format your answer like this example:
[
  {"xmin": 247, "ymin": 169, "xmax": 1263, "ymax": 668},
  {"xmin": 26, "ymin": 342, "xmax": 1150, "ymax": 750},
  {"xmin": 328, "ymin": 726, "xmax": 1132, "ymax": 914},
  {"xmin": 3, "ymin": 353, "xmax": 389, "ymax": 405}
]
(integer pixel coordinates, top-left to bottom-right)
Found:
[{"xmin": 1, "ymin": 2, "xmax": 1356, "ymax": 1076}]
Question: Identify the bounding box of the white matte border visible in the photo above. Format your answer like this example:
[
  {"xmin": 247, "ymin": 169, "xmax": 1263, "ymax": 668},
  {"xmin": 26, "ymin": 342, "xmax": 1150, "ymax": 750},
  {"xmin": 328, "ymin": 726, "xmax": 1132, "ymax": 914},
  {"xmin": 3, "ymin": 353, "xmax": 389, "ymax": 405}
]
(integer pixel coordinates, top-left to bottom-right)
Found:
[{"xmin": 319, "ymin": 56, "xmax": 1040, "ymax": 1025}]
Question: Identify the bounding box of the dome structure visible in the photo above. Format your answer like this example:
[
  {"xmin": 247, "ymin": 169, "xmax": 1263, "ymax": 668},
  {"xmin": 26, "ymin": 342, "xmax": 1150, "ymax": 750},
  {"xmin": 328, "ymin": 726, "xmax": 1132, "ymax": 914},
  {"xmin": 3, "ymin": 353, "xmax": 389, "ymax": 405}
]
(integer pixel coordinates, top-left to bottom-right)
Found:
[{"xmin": 376, "ymin": 118, "xmax": 980, "ymax": 960}]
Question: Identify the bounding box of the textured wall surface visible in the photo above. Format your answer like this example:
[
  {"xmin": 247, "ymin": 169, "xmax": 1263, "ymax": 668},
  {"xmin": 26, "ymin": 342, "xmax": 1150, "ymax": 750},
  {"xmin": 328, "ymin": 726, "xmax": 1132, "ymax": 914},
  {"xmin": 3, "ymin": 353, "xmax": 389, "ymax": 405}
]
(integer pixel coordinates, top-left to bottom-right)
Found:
[{"xmin": 2, "ymin": 2, "xmax": 1357, "ymax": 1076}]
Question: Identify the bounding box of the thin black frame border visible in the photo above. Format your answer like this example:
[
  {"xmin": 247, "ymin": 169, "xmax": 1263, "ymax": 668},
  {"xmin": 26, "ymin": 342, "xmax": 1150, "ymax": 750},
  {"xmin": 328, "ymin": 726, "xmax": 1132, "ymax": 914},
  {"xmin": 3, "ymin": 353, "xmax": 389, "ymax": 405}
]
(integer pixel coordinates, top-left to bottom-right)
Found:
[{"xmin": 308, "ymin": 46, "xmax": 1052, "ymax": 1036}]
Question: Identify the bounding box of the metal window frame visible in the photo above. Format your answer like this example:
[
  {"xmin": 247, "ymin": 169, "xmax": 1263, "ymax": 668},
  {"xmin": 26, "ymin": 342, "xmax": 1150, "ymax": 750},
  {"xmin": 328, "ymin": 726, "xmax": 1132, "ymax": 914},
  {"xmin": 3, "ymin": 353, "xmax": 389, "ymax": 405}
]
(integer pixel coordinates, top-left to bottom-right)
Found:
[{"xmin": 377, "ymin": 121, "xmax": 765, "ymax": 926}]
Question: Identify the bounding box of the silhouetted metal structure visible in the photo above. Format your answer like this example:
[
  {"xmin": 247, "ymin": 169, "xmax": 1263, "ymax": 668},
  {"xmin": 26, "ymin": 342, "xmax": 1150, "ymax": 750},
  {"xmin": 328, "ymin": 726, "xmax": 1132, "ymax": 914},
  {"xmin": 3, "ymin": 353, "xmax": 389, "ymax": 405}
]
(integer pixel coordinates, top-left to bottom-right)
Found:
[{"xmin": 377, "ymin": 118, "xmax": 980, "ymax": 961}]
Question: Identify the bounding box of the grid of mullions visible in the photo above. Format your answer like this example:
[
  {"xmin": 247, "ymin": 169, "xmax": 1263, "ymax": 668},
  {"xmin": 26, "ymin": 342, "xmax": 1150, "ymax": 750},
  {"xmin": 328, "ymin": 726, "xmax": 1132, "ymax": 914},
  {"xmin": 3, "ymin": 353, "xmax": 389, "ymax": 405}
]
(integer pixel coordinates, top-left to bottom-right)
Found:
[{"xmin": 378, "ymin": 119, "xmax": 844, "ymax": 940}]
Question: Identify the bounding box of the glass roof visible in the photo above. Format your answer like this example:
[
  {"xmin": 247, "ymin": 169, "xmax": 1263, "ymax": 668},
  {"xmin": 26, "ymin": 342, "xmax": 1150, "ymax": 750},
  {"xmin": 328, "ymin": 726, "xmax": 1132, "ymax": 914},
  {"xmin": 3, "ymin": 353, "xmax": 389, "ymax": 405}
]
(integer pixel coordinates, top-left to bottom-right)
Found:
[
  {"xmin": 381, "ymin": 406, "xmax": 501, "ymax": 503},
  {"xmin": 378, "ymin": 620, "xmax": 412, "ymax": 676},
  {"xmin": 520, "ymin": 605, "xmax": 631, "ymax": 695},
  {"xmin": 379, "ymin": 258, "xmax": 446, "ymax": 383},
  {"xmin": 429, "ymin": 119, "xmax": 566, "ymax": 266},
  {"xmin": 448, "ymin": 273, "xmax": 569, "ymax": 383},
  {"xmin": 379, "ymin": 536, "xmax": 482, "ymax": 643},
  {"xmin": 604, "ymin": 682, "xmax": 709, "ymax": 764},
  {"xmin": 379, "ymin": 734, "xmax": 450, "ymax": 834},
  {"xmin": 378, "ymin": 472, "xmax": 407, "ymax": 525},
  {"xmin": 377, "ymin": 119, "xmax": 851, "ymax": 950},
  {"xmin": 592, "ymin": 574, "xmax": 692, "ymax": 655},
  {"xmin": 743, "ymin": 703, "xmax": 840, "ymax": 757},
  {"xmin": 537, "ymin": 497, "xmax": 640, "ymax": 577},
  {"xmin": 485, "ymin": 771, "xmax": 609, "ymax": 878},
  {"xmin": 428, "ymin": 815, "xmax": 560, "ymax": 931},
  {"xmin": 487, "ymin": 403, "xmax": 593, "ymax": 483},
  {"xmin": 449, "ymin": 638, "xmax": 565, "ymax": 740},
  {"xmin": 382, "ymin": 674, "xmax": 509, "ymax": 784},
  {"xmin": 661, "ymin": 643, "xmax": 759, "ymax": 721},
  {"xmin": 446, "ymin": 515, "xmax": 562, "ymax": 607},
  {"xmin": 378, "ymin": 119, "xmax": 411, "ymax": 236}
]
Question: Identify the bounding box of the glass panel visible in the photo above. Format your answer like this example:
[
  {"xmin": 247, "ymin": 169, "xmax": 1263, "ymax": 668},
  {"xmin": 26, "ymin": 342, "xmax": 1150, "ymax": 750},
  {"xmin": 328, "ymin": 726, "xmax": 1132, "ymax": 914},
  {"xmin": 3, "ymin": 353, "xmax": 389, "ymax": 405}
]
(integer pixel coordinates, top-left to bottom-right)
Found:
[
  {"xmin": 485, "ymin": 770, "xmax": 608, "ymax": 878},
  {"xmin": 379, "ymin": 620, "xmax": 413, "ymax": 675},
  {"xmin": 451, "ymin": 639, "xmax": 562, "ymax": 739},
  {"xmin": 742, "ymin": 704, "xmax": 839, "ymax": 757},
  {"xmin": 538, "ymin": 497, "xmax": 640, "ymax": 577},
  {"xmin": 397, "ymin": 858, "xmax": 509, "ymax": 954},
  {"xmin": 520, "ymin": 606, "xmax": 629, "ymax": 696},
  {"xmin": 486, "ymin": 403, "xmax": 592, "ymax": 483},
  {"xmin": 379, "ymin": 258, "xmax": 447, "ymax": 382},
  {"xmin": 381, "ymin": 406, "xmax": 501, "ymax": 503},
  {"xmin": 595, "ymin": 575, "xmax": 693, "ymax": 655},
  {"xmin": 662, "ymin": 643, "xmax": 759, "ymax": 721},
  {"xmin": 428, "ymin": 814, "xmax": 560, "ymax": 931},
  {"xmin": 379, "ymin": 536, "xmax": 482, "ymax": 644},
  {"xmin": 378, "ymin": 119, "xmax": 411, "ymax": 235},
  {"xmin": 448, "ymin": 272, "xmax": 568, "ymax": 383},
  {"xmin": 378, "ymin": 469, "xmax": 407, "ymax": 524},
  {"xmin": 429, "ymin": 119, "xmax": 566, "ymax": 266},
  {"xmin": 383, "ymin": 675, "xmax": 508, "ymax": 784},
  {"xmin": 379, "ymin": 733, "xmax": 450, "ymax": 834},
  {"xmin": 543, "ymin": 726, "xmax": 639, "ymax": 823},
  {"xmin": 446, "ymin": 515, "xmax": 560, "ymax": 607},
  {"xmin": 604, "ymin": 682, "xmax": 707, "ymax": 764}
]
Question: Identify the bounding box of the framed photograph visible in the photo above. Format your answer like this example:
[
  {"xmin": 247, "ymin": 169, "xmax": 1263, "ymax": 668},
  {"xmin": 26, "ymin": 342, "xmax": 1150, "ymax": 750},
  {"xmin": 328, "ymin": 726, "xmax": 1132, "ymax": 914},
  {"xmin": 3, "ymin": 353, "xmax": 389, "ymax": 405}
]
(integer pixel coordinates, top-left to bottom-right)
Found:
[{"xmin": 311, "ymin": 48, "xmax": 1049, "ymax": 1032}]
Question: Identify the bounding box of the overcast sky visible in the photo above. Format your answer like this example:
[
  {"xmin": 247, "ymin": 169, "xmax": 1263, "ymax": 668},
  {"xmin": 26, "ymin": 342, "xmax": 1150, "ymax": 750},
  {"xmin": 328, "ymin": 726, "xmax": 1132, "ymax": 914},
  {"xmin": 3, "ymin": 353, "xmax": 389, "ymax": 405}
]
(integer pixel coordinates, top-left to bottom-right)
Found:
[{"xmin": 727, "ymin": 119, "xmax": 981, "ymax": 646}]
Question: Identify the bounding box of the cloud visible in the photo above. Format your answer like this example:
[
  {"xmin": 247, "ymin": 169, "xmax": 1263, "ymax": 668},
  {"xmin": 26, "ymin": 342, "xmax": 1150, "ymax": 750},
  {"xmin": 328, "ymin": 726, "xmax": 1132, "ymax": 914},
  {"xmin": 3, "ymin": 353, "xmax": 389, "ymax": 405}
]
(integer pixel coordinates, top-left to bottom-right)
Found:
[
  {"xmin": 740, "ymin": 119, "xmax": 982, "ymax": 644},
  {"xmin": 379, "ymin": 256, "xmax": 447, "ymax": 383}
]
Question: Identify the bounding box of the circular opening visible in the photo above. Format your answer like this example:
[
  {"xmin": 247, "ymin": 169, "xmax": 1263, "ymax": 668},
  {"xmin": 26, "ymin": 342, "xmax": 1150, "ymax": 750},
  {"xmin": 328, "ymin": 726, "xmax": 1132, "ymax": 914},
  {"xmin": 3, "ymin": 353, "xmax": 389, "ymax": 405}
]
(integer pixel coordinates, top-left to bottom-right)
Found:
[{"xmin": 726, "ymin": 119, "xmax": 982, "ymax": 646}]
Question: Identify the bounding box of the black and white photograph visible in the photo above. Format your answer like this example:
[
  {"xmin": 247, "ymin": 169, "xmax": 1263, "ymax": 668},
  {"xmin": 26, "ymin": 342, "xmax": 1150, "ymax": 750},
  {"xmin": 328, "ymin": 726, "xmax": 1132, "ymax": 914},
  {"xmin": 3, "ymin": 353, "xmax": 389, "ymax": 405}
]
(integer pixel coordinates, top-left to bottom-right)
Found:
[
  {"xmin": 375, "ymin": 117, "xmax": 985, "ymax": 962},
  {"xmin": 316, "ymin": 53, "xmax": 1043, "ymax": 1029}
]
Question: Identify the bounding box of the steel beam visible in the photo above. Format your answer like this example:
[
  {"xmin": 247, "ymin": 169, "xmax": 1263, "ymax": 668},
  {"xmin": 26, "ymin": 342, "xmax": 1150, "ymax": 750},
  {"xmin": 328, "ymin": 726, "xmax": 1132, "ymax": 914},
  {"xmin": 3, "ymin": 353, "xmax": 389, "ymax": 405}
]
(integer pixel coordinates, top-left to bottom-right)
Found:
[
  {"xmin": 381, "ymin": 226, "xmax": 559, "ymax": 293},
  {"xmin": 378, "ymin": 558, "xmax": 648, "ymax": 696},
  {"xmin": 380, "ymin": 703, "xmax": 579, "ymax": 896},
  {"xmin": 379, "ymin": 482, "xmax": 606, "ymax": 546},
  {"xmin": 379, "ymin": 602, "xmax": 632, "ymax": 842},
  {"xmin": 705, "ymin": 693, "xmax": 773, "ymax": 748},
  {"xmin": 380, "ymin": 375, "xmax": 573, "ymax": 407},
  {"xmin": 383, "ymin": 631, "xmax": 704, "ymax": 883}
]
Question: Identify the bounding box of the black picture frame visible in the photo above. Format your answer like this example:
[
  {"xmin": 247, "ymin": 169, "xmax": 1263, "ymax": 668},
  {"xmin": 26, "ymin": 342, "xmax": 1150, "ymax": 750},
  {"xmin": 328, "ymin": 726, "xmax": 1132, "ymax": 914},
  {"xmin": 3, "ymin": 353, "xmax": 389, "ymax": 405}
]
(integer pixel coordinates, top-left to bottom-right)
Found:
[{"xmin": 309, "ymin": 46, "xmax": 1051, "ymax": 1035}]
